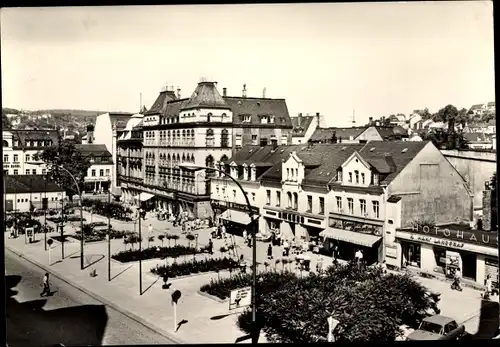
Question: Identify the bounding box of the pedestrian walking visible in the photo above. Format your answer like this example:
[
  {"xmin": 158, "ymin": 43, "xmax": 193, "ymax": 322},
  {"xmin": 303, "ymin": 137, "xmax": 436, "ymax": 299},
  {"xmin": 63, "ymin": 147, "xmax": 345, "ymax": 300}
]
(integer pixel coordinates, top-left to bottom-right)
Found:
[
  {"xmin": 283, "ymin": 240, "xmax": 290, "ymax": 256},
  {"xmin": 484, "ymin": 274, "xmax": 492, "ymax": 299},
  {"xmin": 208, "ymin": 239, "xmax": 214, "ymax": 255},
  {"xmin": 221, "ymin": 224, "xmax": 227, "ymax": 239},
  {"xmin": 451, "ymin": 267, "xmax": 463, "ymax": 291},
  {"xmin": 354, "ymin": 249, "xmax": 363, "ymax": 262},
  {"xmin": 239, "ymin": 254, "xmax": 247, "ymax": 273},
  {"xmin": 243, "ymin": 229, "xmax": 248, "ymax": 242},
  {"xmin": 40, "ymin": 272, "xmax": 51, "ymax": 297},
  {"xmin": 267, "ymin": 244, "xmax": 273, "ymax": 260},
  {"xmin": 316, "ymin": 256, "xmax": 324, "ymax": 273}
]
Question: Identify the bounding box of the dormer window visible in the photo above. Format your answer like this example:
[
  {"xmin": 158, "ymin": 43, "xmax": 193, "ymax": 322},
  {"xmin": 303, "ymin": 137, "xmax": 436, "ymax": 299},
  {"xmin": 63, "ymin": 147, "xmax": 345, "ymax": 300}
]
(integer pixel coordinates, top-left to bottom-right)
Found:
[
  {"xmin": 337, "ymin": 169, "xmax": 342, "ymax": 182},
  {"xmin": 348, "ymin": 172, "xmax": 353, "ymax": 183},
  {"xmin": 270, "ymin": 116, "xmax": 275, "ymax": 124},
  {"xmin": 244, "ymin": 115, "xmax": 251, "ymax": 122},
  {"xmin": 373, "ymin": 173, "xmax": 379, "ymax": 185},
  {"xmin": 361, "ymin": 172, "xmax": 365, "ymax": 184},
  {"xmin": 354, "ymin": 170, "xmax": 359, "ymax": 184},
  {"xmin": 251, "ymin": 166, "xmax": 256, "ymax": 181},
  {"xmin": 286, "ymin": 168, "xmax": 290, "ymax": 180}
]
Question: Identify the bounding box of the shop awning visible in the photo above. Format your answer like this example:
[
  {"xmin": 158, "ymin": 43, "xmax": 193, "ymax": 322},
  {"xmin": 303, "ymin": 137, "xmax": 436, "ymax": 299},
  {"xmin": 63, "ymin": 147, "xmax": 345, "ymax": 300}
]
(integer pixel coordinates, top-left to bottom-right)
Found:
[
  {"xmin": 137, "ymin": 192, "xmax": 155, "ymax": 202},
  {"xmin": 319, "ymin": 228, "xmax": 381, "ymax": 248},
  {"xmin": 219, "ymin": 209, "xmax": 257, "ymax": 225}
]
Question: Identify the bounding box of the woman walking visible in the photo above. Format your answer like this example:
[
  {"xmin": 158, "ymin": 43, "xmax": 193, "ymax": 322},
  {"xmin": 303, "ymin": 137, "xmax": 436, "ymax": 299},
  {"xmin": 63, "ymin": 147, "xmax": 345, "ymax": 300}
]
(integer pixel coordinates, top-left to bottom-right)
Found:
[{"xmin": 267, "ymin": 243, "xmax": 273, "ymax": 260}]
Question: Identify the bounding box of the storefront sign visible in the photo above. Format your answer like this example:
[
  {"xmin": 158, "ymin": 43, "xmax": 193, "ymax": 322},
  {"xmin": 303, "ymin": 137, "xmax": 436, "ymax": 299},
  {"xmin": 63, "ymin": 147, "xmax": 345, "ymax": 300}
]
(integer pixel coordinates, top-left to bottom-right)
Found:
[
  {"xmin": 329, "ymin": 217, "xmax": 382, "ymax": 237},
  {"xmin": 308, "ymin": 219, "xmax": 322, "ymax": 225},
  {"xmin": 409, "ymin": 225, "xmax": 498, "ymax": 247},
  {"xmin": 266, "ymin": 211, "xmax": 277, "ymax": 216},
  {"xmin": 386, "ymin": 246, "xmax": 398, "ymax": 259},
  {"xmin": 409, "ymin": 234, "xmax": 465, "ymax": 249}
]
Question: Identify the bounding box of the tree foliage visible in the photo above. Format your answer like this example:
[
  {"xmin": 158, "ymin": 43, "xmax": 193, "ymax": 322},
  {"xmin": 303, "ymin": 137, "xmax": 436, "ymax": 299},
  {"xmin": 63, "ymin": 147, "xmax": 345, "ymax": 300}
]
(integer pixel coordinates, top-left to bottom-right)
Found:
[
  {"xmin": 34, "ymin": 136, "xmax": 91, "ymax": 199},
  {"xmin": 236, "ymin": 261, "xmax": 440, "ymax": 343}
]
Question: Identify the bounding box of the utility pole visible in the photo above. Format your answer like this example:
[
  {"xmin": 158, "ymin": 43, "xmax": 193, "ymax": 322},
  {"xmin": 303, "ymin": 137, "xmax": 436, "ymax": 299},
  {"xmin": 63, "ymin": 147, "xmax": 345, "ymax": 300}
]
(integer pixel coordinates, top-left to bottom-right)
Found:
[
  {"xmin": 108, "ymin": 183, "xmax": 111, "ymax": 281},
  {"xmin": 44, "ymin": 178, "xmax": 48, "ymax": 251},
  {"xmin": 60, "ymin": 195, "xmax": 65, "ymax": 259},
  {"xmin": 139, "ymin": 209, "xmax": 143, "ymax": 295}
]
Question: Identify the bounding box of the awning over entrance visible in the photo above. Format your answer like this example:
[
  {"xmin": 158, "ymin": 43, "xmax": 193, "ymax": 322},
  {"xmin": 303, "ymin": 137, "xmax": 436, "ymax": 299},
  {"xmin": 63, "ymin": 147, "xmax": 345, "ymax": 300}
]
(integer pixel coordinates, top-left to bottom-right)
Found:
[
  {"xmin": 137, "ymin": 192, "xmax": 155, "ymax": 202},
  {"xmin": 219, "ymin": 209, "xmax": 257, "ymax": 225},
  {"xmin": 320, "ymin": 228, "xmax": 381, "ymax": 248}
]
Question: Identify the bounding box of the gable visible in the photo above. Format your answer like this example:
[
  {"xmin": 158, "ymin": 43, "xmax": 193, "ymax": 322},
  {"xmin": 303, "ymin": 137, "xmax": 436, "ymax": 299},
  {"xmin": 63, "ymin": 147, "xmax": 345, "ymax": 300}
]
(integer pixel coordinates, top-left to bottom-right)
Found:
[{"xmin": 341, "ymin": 151, "xmax": 371, "ymax": 170}]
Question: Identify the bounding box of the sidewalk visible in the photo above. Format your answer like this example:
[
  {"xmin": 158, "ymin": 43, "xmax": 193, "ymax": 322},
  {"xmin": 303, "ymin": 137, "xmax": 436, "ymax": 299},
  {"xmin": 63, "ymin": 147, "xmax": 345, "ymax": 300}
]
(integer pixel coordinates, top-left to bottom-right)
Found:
[{"xmin": 10, "ymin": 212, "xmax": 493, "ymax": 338}]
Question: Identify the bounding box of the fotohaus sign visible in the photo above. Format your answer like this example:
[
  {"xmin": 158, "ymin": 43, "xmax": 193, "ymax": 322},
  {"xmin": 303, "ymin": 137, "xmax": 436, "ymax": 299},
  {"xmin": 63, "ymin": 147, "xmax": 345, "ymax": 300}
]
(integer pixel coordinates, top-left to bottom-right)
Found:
[{"xmin": 409, "ymin": 225, "xmax": 498, "ymax": 248}]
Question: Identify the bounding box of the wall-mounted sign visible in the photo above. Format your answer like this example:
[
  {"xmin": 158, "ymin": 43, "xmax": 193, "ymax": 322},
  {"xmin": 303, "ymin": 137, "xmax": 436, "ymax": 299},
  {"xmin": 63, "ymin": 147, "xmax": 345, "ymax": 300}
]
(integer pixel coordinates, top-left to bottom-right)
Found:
[
  {"xmin": 386, "ymin": 245, "xmax": 398, "ymax": 259},
  {"xmin": 409, "ymin": 234, "xmax": 465, "ymax": 249},
  {"xmin": 308, "ymin": 219, "xmax": 322, "ymax": 225},
  {"xmin": 329, "ymin": 217, "xmax": 382, "ymax": 237},
  {"xmin": 229, "ymin": 286, "xmax": 251, "ymax": 310},
  {"xmin": 405, "ymin": 225, "xmax": 498, "ymax": 247}
]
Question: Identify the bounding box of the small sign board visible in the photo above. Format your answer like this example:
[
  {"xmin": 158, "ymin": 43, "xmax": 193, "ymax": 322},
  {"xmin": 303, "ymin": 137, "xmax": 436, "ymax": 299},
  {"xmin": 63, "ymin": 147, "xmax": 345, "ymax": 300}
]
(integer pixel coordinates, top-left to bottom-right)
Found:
[
  {"xmin": 26, "ymin": 227, "xmax": 34, "ymax": 237},
  {"xmin": 229, "ymin": 286, "xmax": 251, "ymax": 310}
]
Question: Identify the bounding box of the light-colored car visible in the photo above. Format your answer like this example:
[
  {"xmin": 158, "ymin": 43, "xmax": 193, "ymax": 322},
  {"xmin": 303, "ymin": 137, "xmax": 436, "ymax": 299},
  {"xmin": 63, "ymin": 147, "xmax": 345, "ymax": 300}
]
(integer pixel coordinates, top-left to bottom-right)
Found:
[{"xmin": 406, "ymin": 315, "xmax": 465, "ymax": 341}]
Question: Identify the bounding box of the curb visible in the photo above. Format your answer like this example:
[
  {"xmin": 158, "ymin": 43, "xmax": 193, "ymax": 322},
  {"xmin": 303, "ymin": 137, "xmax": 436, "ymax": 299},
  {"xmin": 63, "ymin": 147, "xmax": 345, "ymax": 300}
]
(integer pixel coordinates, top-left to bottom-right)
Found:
[
  {"xmin": 196, "ymin": 289, "xmax": 229, "ymax": 303},
  {"xmin": 5, "ymin": 246, "xmax": 186, "ymax": 344}
]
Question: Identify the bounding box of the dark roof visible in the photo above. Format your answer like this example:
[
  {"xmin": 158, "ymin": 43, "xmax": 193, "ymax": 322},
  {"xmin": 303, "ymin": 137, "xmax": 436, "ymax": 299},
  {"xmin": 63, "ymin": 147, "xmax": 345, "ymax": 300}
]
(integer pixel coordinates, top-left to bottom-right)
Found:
[
  {"xmin": 145, "ymin": 90, "xmax": 179, "ymax": 115},
  {"xmin": 309, "ymin": 127, "xmax": 367, "ymax": 142},
  {"xmin": 375, "ymin": 126, "xmax": 409, "ymax": 139},
  {"xmin": 469, "ymin": 104, "xmax": 484, "ymax": 110},
  {"xmin": 299, "ymin": 144, "xmax": 365, "ymax": 185},
  {"xmin": 182, "ymin": 82, "xmax": 230, "ymax": 111},
  {"xmin": 291, "ymin": 116, "xmax": 315, "ymax": 137},
  {"xmin": 74, "ymin": 144, "xmax": 112, "ymax": 157},
  {"xmin": 387, "ymin": 195, "xmax": 402, "ymax": 203},
  {"xmin": 5, "ymin": 175, "xmax": 64, "ymax": 194},
  {"xmin": 224, "ymin": 97, "xmax": 293, "ymax": 127},
  {"xmin": 230, "ymin": 145, "xmax": 299, "ymax": 167},
  {"xmin": 422, "ymin": 315, "xmax": 455, "ymax": 325},
  {"xmin": 358, "ymin": 141, "xmax": 429, "ymax": 184},
  {"xmin": 8, "ymin": 129, "xmax": 59, "ymax": 150}
]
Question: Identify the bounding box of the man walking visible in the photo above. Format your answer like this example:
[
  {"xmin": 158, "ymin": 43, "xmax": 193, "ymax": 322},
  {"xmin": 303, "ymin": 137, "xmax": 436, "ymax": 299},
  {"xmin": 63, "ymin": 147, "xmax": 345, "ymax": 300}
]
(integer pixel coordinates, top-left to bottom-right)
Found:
[
  {"xmin": 267, "ymin": 243, "xmax": 273, "ymax": 260},
  {"xmin": 208, "ymin": 239, "xmax": 214, "ymax": 255},
  {"xmin": 354, "ymin": 249, "xmax": 363, "ymax": 262},
  {"xmin": 40, "ymin": 272, "xmax": 51, "ymax": 297}
]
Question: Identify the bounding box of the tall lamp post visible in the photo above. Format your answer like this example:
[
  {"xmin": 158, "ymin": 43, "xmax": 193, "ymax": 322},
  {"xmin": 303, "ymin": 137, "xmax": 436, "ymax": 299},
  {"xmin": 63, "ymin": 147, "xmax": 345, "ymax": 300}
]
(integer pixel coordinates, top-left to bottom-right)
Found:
[
  {"xmin": 130, "ymin": 205, "xmax": 143, "ymax": 295},
  {"xmin": 180, "ymin": 163, "xmax": 258, "ymax": 343},
  {"xmin": 29, "ymin": 162, "xmax": 85, "ymax": 270},
  {"xmin": 107, "ymin": 180, "xmax": 111, "ymax": 281}
]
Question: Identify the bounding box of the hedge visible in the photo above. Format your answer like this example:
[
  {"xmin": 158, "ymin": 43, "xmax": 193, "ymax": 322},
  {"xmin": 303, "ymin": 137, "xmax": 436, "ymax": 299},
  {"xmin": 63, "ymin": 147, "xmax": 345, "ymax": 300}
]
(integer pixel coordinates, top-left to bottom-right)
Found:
[
  {"xmin": 112, "ymin": 245, "xmax": 205, "ymax": 263},
  {"xmin": 151, "ymin": 257, "xmax": 239, "ymax": 278},
  {"xmin": 231, "ymin": 261, "xmax": 440, "ymax": 343}
]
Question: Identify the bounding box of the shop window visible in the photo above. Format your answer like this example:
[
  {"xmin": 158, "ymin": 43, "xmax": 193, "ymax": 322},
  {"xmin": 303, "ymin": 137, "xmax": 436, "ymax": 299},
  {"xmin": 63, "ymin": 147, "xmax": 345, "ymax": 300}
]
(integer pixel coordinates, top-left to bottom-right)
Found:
[
  {"xmin": 266, "ymin": 190, "xmax": 271, "ymax": 205},
  {"xmin": 433, "ymin": 247, "xmax": 446, "ymax": 274},
  {"xmin": 403, "ymin": 242, "xmax": 421, "ymax": 267},
  {"xmin": 307, "ymin": 195, "xmax": 312, "ymax": 212}
]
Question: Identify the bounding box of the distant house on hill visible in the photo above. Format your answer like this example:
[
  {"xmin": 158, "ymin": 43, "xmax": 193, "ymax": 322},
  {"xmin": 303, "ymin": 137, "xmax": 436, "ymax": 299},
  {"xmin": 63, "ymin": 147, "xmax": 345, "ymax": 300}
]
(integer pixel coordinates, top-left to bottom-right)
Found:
[{"xmin": 309, "ymin": 125, "xmax": 409, "ymax": 144}]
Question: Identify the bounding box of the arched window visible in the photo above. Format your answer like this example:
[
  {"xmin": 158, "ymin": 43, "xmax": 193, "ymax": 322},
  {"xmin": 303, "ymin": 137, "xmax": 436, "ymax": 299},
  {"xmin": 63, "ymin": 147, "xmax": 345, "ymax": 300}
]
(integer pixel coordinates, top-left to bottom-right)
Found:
[
  {"xmin": 207, "ymin": 112, "xmax": 212, "ymax": 122},
  {"xmin": 206, "ymin": 155, "xmax": 215, "ymax": 177},
  {"xmin": 176, "ymin": 130, "xmax": 180, "ymax": 138},
  {"xmin": 182, "ymin": 129, "xmax": 186, "ymax": 137},
  {"xmin": 167, "ymin": 154, "xmax": 171, "ymax": 162},
  {"xmin": 177, "ymin": 154, "xmax": 180, "ymax": 162},
  {"xmin": 293, "ymin": 192, "xmax": 298, "ymax": 209},
  {"xmin": 287, "ymin": 192, "xmax": 292, "ymax": 208},
  {"xmin": 222, "ymin": 113, "xmax": 226, "ymax": 118},
  {"xmin": 172, "ymin": 131, "xmax": 176, "ymax": 138},
  {"xmin": 191, "ymin": 154, "xmax": 195, "ymax": 163},
  {"xmin": 3, "ymin": 140, "xmax": 8, "ymax": 147},
  {"xmin": 221, "ymin": 129, "xmax": 229, "ymax": 148},
  {"xmin": 220, "ymin": 155, "xmax": 229, "ymax": 163},
  {"xmin": 182, "ymin": 153, "xmax": 186, "ymax": 162},
  {"xmin": 206, "ymin": 128, "xmax": 214, "ymax": 147}
]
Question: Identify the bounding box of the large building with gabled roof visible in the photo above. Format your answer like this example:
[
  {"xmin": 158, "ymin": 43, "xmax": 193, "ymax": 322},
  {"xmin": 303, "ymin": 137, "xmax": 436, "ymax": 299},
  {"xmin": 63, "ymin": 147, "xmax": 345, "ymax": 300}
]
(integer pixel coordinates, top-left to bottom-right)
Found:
[
  {"xmin": 117, "ymin": 81, "xmax": 293, "ymax": 218},
  {"xmin": 210, "ymin": 140, "xmax": 498, "ymax": 286}
]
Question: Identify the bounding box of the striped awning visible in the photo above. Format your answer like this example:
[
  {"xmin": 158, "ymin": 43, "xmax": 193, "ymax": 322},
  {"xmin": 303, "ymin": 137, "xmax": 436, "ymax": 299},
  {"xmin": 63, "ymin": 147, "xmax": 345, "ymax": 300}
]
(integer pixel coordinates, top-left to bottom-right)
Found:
[{"xmin": 319, "ymin": 228, "xmax": 381, "ymax": 248}]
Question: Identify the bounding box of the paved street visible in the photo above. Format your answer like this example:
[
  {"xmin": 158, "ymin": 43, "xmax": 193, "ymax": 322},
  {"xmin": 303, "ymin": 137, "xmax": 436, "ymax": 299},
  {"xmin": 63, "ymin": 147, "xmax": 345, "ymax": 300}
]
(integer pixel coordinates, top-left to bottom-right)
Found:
[
  {"xmin": 5, "ymin": 211, "xmax": 498, "ymax": 343},
  {"xmin": 5, "ymin": 249, "xmax": 177, "ymax": 346}
]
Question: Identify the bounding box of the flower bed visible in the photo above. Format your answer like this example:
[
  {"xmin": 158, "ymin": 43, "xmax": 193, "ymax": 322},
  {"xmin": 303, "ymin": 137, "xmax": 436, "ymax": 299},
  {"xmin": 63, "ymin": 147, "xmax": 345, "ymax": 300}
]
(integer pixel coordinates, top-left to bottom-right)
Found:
[
  {"xmin": 151, "ymin": 257, "xmax": 240, "ymax": 278},
  {"xmin": 47, "ymin": 216, "xmax": 86, "ymax": 223},
  {"xmin": 112, "ymin": 245, "xmax": 205, "ymax": 263},
  {"xmin": 70, "ymin": 234, "xmax": 106, "ymax": 243},
  {"xmin": 200, "ymin": 271, "xmax": 296, "ymax": 300},
  {"xmin": 82, "ymin": 199, "xmax": 133, "ymax": 222}
]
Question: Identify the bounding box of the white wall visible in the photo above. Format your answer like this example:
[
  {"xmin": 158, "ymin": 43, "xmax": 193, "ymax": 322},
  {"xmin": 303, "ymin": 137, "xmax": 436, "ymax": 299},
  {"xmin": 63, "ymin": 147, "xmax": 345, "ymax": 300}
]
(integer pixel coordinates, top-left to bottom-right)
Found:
[
  {"xmin": 180, "ymin": 108, "xmax": 233, "ymax": 124},
  {"xmin": 5, "ymin": 191, "xmax": 66, "ymax": 212},
  {"xmin": 94, "ymin": 114, "xmax": 113, "ymax": 153},
  {"xmin": 86, "ymin": 163, "xmax": 113, "ymax": 181}
]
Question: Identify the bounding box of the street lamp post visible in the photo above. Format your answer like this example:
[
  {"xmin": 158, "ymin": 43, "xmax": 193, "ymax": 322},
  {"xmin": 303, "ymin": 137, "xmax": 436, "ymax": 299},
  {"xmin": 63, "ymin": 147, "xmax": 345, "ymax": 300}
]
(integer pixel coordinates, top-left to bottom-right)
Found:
[
  {"xmin": 29, "ymin": 162, "xmax": 85, "ymax": 270},
  {"xmin": 107, "ymin": 181, "xmax": 111, "ymax": 281},
  {"xmin": 131, "ymin": 206, "xmax": 143, "ymax": 295},
  {"xmin": 180, "ymin": 163, "xmax": 259, "ymax": 343}
]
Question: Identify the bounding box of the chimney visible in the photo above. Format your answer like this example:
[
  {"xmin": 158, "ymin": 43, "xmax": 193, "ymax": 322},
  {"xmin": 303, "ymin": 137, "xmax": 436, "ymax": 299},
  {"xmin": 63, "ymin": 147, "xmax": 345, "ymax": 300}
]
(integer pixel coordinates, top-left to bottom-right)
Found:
[
  {"xmin": 375, "ymin": 120, "xmax": 380, "ymax": 126},
  {"xmin": 263, "ymin": 87, "xmax": 266, "ymax": 98},
  {"xmin": 86, "ymin": 124, "xmax": 95, "ymax": 144},
  {"xmin": 369, "ymin": 117, "xmax": 373, "ymax": 124},
  {"xmin": 384, "ymin": 153, "xmax": 396, "ymax": 172},
  {"xmin": 176, "ymin": 88, "xmax": 181, "ymax": 99},
  {"xmin": 298, "ymin": 113, "xmax": 302, "ymax": 126},
  {"xmin": 242, "ymin": 84, "xmax": 247, "ymax": 98},
  {"xmin": 316, "ymin": 112, "xmax": 321, "ymax": 127},
  {"xmin": 223, "ymin": 88, "xmax": 227, "ymax": 97}
]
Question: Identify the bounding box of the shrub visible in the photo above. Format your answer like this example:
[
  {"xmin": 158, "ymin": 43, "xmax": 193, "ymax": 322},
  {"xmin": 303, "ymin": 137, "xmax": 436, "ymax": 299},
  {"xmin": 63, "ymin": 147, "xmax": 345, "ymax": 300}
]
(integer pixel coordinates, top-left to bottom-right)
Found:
[
  {"xmin": 151, "ymin": 257, "xmax": 239, "ymax": 278},
  {"xmin": 233, "ymin": 261, "xmax": 440, "ymax": 343},
  {"xmin": 112, "ymin": 244, "xmax": 203, "ymax": 263}
]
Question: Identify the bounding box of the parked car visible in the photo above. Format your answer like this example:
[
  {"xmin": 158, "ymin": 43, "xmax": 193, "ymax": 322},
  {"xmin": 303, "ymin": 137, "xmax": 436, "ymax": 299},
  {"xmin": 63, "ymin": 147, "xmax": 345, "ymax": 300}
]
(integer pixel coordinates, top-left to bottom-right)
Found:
[{"xmin": 406, "ymin": 315, "xmax": 466, "ymax": 341}]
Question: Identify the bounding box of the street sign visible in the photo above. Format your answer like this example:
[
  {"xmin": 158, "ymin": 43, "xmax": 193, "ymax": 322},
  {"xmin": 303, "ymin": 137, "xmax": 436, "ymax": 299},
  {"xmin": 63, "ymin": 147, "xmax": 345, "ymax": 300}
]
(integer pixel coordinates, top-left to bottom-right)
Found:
[
  {"xmin": 229, "ymin": 286, "xmax": 251, "ymax": 310},
  {"xmin": 171, "ymin": 289, "xmax": 181, "ymax": 305}
]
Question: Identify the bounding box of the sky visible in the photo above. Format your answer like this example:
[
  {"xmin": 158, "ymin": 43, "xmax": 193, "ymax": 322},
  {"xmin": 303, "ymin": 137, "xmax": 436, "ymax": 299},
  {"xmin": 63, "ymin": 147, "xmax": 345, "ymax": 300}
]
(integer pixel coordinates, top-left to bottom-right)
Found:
[{"xmin": 1, "ymin": 2, "xmax": 495, "ymax": 127}]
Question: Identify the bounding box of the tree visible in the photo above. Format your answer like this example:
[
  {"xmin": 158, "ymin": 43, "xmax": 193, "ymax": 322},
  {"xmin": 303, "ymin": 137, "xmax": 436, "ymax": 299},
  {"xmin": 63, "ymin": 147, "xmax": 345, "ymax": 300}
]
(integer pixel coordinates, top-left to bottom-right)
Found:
[
  {"xmin": 147, "ymin": 236, "xmax": 155, "ymax": 248},
  {"xmin": 158, "ymin": 234, "xmax": 165, "ymax": 247},
  {"xmin": 2, "ymin": 113, "xmax": 12, "ymax": 129},
  {"xmin": 413, "ymin": 108, "xmax": 432, "ymax": 120},
  {"xmin": 34, "ymin": 136, "xmax": 91, "ymax": 199}
]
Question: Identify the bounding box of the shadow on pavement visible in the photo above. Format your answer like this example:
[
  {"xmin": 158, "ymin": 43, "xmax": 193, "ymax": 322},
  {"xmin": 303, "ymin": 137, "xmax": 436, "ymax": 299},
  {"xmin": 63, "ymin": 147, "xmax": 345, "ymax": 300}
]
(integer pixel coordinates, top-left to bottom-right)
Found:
[
  {"xmin": 83, "ymin": 254, "xmax": 105, "ymax": 270},
  {"xmin": 176, "ymin": 319, "xmax": 188, "ymax": 332},
  {"xmin": 6, "ymin": 275, "xmax": 109, "ymax": 347},
  {"xmin": 472, "ymin": 299, "xmax": 499, "ymax": 339},
  {"xmin": 141, "ymin": 277, "xmax": 160, "ymax": 295},
  {"xmin": 111, "ymin": 264, "xmax": 133, "ymax": 281}
]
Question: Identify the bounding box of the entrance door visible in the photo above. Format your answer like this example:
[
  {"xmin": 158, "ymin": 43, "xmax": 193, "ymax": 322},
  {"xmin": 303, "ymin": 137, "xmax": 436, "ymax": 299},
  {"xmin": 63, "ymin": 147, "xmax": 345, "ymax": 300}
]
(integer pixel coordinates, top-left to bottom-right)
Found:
[
  {"xmin": 461, "ymin": 252, "xmax": 477, "ymax": 281},
  {"xmin": 42, "ymin": 198, "xmax": 48, "ymax": 210},
  {"xmin": 403, "ymin": 242, "xmax": 421, "ymax": 267},
  {"xmin": 5, "ymin": 200, "xmax": 13, "ymax": 211}
]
